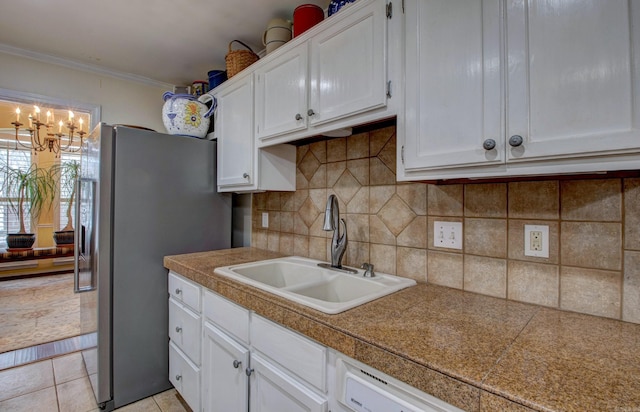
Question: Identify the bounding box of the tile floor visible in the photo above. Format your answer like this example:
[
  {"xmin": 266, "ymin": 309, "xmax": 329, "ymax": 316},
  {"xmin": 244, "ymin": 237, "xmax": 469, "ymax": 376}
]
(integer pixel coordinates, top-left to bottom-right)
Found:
[{"xmin": 0, "ymin": 351, "xmax": 189, "ymax": 412}]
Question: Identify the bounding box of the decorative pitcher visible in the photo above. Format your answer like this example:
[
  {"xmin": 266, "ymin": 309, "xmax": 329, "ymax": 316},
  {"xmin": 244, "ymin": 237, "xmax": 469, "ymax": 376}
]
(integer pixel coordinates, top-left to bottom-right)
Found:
[{"xmin": 162, "ymin": 92, "xmax": 216, "ymax": 139}]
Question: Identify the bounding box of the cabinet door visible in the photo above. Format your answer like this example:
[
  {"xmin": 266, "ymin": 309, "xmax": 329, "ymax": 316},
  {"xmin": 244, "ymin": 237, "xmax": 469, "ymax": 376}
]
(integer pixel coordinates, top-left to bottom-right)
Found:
[
  {"xmin": 507, "ymin": 0, "xmax": 640, "ymax": 162},
  {"xmin": 216, "ymin": 75, "xmax": 255, "ymax": 190},
  {"xmin": 256, "ymin": 42, "xmax": 309, "ymax": 140},
  {"xmin": 202, "ymin": 322, "xmax": 249, "ymax": 412},
  {"xmin": 403, "ymin": 0, "xmax": 503, "ymax": 171},
  {"xmin": 250, "ymin": 353, "xmax": 327, "ymax": 412},
  {"xmin": 308, "ymin": 0, "xmax": 386, "ymax": 126}
]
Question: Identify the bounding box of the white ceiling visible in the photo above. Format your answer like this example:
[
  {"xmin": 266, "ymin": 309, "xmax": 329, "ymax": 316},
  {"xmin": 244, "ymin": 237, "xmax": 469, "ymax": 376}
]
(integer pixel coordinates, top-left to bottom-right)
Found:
[{"xmin": 0, "ymin": 0, "xmax": 330, "ymax": 87}]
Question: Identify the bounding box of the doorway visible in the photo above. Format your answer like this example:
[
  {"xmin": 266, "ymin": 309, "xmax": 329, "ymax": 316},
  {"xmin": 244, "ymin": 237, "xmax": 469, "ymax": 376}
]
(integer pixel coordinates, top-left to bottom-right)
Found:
[{"xmin": 0, "ymin": 88, "xmax": 100, "ymax": 368}]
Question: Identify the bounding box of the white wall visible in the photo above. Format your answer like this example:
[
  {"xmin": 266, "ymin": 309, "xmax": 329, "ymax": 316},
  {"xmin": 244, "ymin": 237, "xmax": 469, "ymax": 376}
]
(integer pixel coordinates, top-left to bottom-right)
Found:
[{"xmin": 0, "ymin": 51, "xmax": 170, "ymax": 131}]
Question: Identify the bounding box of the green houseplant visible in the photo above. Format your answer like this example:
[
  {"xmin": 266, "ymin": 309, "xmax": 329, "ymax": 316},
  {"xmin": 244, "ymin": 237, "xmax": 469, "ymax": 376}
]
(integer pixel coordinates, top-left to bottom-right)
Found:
[
  {"xmin": 0, "ymin": 162, "xmax": 56, "ymax": 250},
  {"xmin": 50, "ymin": 160, "xmax": 80, "ymax": 246}
]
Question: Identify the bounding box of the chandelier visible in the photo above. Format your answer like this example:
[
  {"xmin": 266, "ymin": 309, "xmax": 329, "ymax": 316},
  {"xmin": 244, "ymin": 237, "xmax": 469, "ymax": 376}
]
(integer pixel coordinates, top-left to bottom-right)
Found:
[{"xmin": 10, "ymin": 105, "xmax": 85, "ymax": 156}]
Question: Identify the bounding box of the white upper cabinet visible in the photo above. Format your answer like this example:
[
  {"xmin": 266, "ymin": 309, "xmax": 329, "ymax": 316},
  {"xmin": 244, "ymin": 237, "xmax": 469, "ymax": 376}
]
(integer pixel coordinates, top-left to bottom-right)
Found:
[
  {"xmin": 506, "ymin": 0, "xmax": 640, "ymax": 162},
  {"xmin": 255, "ymin": 42, "xmax": 309, "ymax": 140},
  {"xmin": 402, "ymin": 0, "xmax": 502, "ymax": 172},
  {"xmin": 400, "ymin": 0, "xmax": 640, "ymax": 180},
  {"xmin": 308, "ymin": 0, "xmax": 387, "ymax": 127},
  {"xmin": 215, "ymin": 73, "xmax": 255, "ymax": 190},
  {"xmin": 254, "ymin": 0, "xmax": 392, "ymax": 145},
  {"xmin": 214, "ymin": 72, "xmax": 296, "ymax": 193}
]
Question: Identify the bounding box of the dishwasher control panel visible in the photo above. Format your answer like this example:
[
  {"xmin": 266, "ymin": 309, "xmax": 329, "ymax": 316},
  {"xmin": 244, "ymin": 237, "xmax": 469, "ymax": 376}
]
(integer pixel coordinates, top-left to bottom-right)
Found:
[
  {"xmin": 345, "ymin": 374, "xmax": 420, "ymax": 412},
  {"xmin": 336, "ymin": 355, "xmax": 464, "ymax": 412}
]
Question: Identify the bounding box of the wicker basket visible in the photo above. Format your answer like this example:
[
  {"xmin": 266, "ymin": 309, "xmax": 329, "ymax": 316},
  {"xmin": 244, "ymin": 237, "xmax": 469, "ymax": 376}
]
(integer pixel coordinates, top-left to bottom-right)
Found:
[{"xmin": 225, "ymin": 40, "xmax": 259, "ymax": 78}]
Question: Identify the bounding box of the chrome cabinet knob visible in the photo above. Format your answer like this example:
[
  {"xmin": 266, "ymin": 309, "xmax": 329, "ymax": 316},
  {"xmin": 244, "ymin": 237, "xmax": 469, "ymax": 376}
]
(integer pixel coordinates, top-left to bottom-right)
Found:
[
  {"xmin": 175, "ymin": 374, "xmax": 182, "ymax": 381},
  {"xmin": 175, "ymin": 288, "xmax": 181, "ymax": 294},
  {"xmin": 295, "ymin": 113, "xmax": 303, "ymax": 121},
  {"xmin": 509, "ymin": 135, "xmax": 524, "ymax": 147},
  {"xmin": 233, "ymin": 360, "xmax": 242, "ymax": 369},
  {"xmin": 307, "ymin": 109, "xmax": 315, "ymax": 116},
  {"xmin": 175, "ymin": 326, "xmax": 182, "ymax": 333},
  {"xmin": 245, "ymin": 367, "xmax": 254, "ymax": 377},
  {"xmin": 242, "ymin": 173, "xmax": 249, "ymax": 179},
  {"xmin": 483, "ymin": 139, "xmax": 496, "ymax": 150}
]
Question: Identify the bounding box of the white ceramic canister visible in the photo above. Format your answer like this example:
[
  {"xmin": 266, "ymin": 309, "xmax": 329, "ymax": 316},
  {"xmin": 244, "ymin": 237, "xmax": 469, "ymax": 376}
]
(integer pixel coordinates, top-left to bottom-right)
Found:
[
  {"xmin": 263, "ymin": 18, "xmax": 292, "ymax": 54},
  {"xmin": 162, "ymin": 92, "xmax": 216, "ymax": 138}
]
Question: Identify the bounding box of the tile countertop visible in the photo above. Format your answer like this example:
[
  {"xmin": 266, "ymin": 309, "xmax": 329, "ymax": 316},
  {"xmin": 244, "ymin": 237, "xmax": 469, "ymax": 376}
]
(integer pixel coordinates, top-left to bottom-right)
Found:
[{"xmin": 164, "ymin": 248, "xmax": 640, "ymax": 412}]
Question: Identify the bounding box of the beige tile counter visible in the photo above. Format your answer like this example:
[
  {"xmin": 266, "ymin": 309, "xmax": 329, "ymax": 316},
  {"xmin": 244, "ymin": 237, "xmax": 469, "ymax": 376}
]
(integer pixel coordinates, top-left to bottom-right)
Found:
[{"xmin": 164, "ymin": 247, "xmax": 640, "ymax": 412}]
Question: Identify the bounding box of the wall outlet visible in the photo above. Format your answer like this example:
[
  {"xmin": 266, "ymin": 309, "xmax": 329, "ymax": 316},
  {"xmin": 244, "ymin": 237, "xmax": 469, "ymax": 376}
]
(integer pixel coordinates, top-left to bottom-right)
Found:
[
  {"xmin": 261, "ymin": 212, "xmax": 269, "ymax": 228},
  {"xmin": 434, "ymin": 221, "xmax": 463, "ymax": 250},
  {"xmin": 524, "ymin": 225, "xmax": 549, "ymax": 258}
]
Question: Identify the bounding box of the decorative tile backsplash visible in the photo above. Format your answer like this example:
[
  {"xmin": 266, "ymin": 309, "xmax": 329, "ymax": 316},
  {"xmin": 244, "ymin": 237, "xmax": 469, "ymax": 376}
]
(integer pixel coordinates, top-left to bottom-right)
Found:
[{"xmin": 252, "ymin": 125, "xmax": 640, "ymax": 324}]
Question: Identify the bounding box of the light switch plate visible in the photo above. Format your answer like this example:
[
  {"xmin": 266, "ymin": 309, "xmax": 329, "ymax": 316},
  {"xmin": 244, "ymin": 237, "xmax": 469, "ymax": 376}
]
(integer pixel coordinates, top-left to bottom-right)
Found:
[
  {"xmin": 524, "ymin": 224, "xmax": 549, "ymax": 258},
  {"xmin": 434, "ymin": 221, "xmax": 463, "ymax": 250},
  {"xmin": 261, "ymin": 212, "xmax": 269, "ymax": 228}
]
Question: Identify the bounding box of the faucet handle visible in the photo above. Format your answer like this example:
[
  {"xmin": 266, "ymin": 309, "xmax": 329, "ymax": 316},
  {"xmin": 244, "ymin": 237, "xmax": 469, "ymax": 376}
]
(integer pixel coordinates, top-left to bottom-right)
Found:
[{"xmin": 361, "ymin": 263, "xmax": 375, "ymax": 278}]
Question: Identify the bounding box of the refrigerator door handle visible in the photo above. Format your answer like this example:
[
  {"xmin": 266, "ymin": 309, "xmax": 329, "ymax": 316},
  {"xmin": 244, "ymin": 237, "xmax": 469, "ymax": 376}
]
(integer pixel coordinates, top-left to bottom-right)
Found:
[{"xmin": 74, "ymin": 177, "xmax": 96, "ymax": 293}]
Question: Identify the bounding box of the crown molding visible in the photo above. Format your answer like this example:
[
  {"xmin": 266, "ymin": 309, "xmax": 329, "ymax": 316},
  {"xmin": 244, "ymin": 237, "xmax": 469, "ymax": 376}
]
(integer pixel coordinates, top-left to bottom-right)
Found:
[{"xmin": 0, "ymin": 43, "xmax": 174, "ymax": 90}]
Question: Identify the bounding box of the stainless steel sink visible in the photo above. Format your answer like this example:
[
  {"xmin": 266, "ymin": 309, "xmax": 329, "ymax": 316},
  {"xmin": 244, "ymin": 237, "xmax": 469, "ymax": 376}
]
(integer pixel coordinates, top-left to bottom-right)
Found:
[{"xmin": 214, "ymin": 257, "xmax": 416, "ymax": 314}]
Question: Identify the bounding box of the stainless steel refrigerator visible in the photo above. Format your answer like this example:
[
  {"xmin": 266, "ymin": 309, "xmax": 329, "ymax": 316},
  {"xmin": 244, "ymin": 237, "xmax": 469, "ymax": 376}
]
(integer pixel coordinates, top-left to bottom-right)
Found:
[{"xmin": 74, "ymin": 124, "xmax": 231, "ymax": 411}]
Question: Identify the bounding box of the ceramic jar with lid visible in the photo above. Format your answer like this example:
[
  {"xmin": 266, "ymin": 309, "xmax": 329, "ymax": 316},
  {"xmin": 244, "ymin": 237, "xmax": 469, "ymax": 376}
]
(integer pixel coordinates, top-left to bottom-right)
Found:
[{"xmin": 162, "ymin": 92, "xmax": 216, "ymax": 139}]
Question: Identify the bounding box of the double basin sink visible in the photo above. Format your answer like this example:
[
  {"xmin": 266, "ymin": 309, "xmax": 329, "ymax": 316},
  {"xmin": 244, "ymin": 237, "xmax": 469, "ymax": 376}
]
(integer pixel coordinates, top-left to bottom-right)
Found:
[{"xmin": 214, "ymin": 257, "xmax": 416, "ymax": 314}]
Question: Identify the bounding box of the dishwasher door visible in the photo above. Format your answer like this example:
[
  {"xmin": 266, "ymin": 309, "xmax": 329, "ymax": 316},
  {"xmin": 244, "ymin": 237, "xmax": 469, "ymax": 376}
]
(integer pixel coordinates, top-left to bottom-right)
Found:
[{"xmin": 335, "ymin": 354, "xmax": 464, "ymax": 412}]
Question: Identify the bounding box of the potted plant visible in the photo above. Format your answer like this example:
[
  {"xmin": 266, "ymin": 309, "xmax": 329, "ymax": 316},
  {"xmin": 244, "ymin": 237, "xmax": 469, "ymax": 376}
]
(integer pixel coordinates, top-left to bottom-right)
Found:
[
  {"xmin": 0, "ymin": 162, "xmax": 56, "ymax": 250},
  {"xmin": 50, "ymin": 160, "xmax": 80, "ymax": 246}
]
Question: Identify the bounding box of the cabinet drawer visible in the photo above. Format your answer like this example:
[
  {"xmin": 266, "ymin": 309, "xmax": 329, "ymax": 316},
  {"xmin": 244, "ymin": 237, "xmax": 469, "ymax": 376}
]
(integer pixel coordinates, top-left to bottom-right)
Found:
[
  {"xmin": 169, "ymin": 298, "xmax": 201, "ymax": 365},
  {"xmin": 203, "ymin": 290, "xmax": 250, "ymax": 345},
  {"xmin": 168, "ymin": 271, "xmax": 201, "ymax": 312},
  {"xmin": 169, "ymin": 341, "xmax": 200, "ymax": 412},
  {"xmin": 251, "ymin": 315, "xmax": 327, "ymax": 392}
]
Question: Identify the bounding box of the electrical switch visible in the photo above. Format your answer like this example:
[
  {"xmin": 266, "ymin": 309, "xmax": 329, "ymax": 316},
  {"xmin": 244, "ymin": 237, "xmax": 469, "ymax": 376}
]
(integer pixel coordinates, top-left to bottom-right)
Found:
[{"xmin": 434, "ymin": 221, "xmax": 462, "ymax": 250}]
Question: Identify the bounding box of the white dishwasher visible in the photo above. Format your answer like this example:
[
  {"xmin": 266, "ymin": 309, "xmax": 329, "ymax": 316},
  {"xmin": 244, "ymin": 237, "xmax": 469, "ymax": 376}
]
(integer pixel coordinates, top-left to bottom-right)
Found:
[{"xmin": 333, "ymin": 353, "xmax": 465, "ymax": 412}]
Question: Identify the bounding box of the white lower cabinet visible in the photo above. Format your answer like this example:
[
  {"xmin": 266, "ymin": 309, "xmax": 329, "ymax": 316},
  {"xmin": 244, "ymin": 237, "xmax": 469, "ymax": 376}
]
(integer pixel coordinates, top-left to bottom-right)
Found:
[
  {"xmin": 202, "ymin": 322, "xmax": 249, "ymax": 412},
  {"xmin": 169, "ymin": 341, "xmax": 200, "ymax": 412},
  {"xmin": 200, "ymin": 290, "xmax": 327, "ymax": 412},
  {"xmin": 250, "ymin": 353, "xmax": 327, "ymax": 412},
  {"xmin": 168, "ymin": 272, "xmax": 202, "ymax": 412},
  {"xmin": 170, "ymin": 276, "xmax": 456, "ymax": 412}
]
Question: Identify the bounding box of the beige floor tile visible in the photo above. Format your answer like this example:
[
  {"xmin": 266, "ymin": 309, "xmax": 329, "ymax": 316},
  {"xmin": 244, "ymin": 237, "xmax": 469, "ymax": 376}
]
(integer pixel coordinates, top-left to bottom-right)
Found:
[
  {"xmin": 114, "ymin": 397, "xmax": 161, "ymax": 411},
  {"xmin": 153, "ymin": 389, "xmax": 190, "ymax": 412},
  {"xmin": 82, "ymin": 348, "xmax": 97, "ymax": 375},
  {"xmin": 0, "ymin": 386, "xmax": 58, "ymax": 412},
  {"xmin": 53, "ymin": 352, "xmax": 87, "ymax": 384},
  {"xmin": 56, "ymin": 376, "xmax": 97, "ymax": 412},
  {"xmin": 0, "ymin": 359, "xmax": 54, "ymax": 402}
]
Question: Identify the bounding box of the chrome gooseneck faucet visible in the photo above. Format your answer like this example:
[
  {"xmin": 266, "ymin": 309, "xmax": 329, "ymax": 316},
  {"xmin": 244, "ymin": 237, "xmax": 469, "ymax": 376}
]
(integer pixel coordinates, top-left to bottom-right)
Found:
[{"xmin": 318, "ymin": 194, "xmax": 357, "ymax": 274}]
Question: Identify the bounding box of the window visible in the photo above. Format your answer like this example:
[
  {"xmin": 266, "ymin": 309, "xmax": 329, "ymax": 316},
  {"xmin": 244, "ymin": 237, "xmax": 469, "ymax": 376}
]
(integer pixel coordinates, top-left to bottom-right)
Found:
[
  {"xmin": 0, "ymin": 140, "xmax": 32, "ymax": 248},
  {"xmin": 58, "ymin": 151, "xmax": 81, "ymax": 232}
]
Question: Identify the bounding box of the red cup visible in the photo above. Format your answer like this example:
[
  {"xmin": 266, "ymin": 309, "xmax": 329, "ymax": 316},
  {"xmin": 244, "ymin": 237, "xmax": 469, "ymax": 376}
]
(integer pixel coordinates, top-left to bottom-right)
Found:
[{"xmin": 293, "ymin": 4, "xmax": 324, "ymax": 37}]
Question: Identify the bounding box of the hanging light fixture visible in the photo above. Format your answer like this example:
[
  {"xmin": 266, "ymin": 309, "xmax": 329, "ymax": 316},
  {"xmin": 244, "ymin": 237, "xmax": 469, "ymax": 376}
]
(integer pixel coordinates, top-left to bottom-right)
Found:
[{"xmin": 10, "ymin": 105, "xmax": 85, "ymax": 156}]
